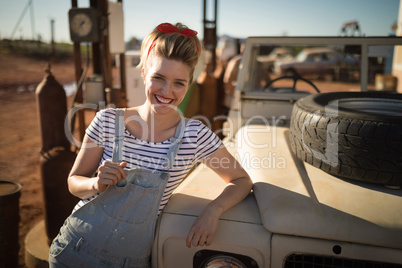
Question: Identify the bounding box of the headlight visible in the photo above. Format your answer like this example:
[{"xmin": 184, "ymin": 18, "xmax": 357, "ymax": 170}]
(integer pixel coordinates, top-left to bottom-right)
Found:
[
  {"xmin": 203, "ymin": 255, "xmax": 247, "ymax": 268},
  {"xmin": 194, "ymin": 250, "xmax": 258, "ymax": 268}
]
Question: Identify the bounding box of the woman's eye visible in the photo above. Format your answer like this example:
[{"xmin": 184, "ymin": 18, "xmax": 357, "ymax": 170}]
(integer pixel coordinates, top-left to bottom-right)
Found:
[
  {"xmin": 175, "ymin": 82, "xmax": 185, "ymax": 87},
  {"xmin": 152, "ymin": 76, "xmax": 163, "ymax": 81}
]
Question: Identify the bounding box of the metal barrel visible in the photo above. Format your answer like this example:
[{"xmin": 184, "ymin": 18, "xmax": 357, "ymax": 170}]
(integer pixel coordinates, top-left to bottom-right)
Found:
[
  {"xmin": 40, "ymin": 147, "xmax": 79, "ymax": 244},
  {"xmin": 35, "ymin": 67, "xmax": 80, "ymax": 244},
  {"xmin": 0, "ymin": 180, "xmax": 22, "ymax": 268}
]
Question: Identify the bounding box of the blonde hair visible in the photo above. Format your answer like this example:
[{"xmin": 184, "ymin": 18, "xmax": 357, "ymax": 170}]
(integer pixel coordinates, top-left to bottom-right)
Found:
[{"xmin": 139, "ymin": 23, "xmax": 202, "ymax": 83}]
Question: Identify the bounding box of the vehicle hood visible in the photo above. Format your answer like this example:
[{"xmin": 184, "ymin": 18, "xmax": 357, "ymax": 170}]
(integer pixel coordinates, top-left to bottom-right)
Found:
[
  {"xmin": 236, "ymin": 125, "xmax": 402, "ymax": 250},
  {"xmin": 162, "ymin": 139, "xmax": 262, "ymax": 225}
]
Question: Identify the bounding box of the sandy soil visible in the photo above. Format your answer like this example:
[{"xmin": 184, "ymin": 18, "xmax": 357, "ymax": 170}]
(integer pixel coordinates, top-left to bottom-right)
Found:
[{"xmin": 0, "ymin": 53, "xmax": 77, "ymax": 268}]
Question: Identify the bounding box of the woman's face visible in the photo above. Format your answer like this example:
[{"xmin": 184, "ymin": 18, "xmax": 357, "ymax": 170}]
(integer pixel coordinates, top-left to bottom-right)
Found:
[{"xmin": 142, "ymin": 56, "xmax": 191, "ymax": 115}]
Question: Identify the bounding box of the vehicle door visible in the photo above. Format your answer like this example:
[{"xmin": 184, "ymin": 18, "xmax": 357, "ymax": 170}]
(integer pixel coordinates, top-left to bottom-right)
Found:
[
  {"xmin": 301, "ymin": 52, "xmax": 322, "ymax": 75},
  {"xmin": 321, "ymin": 51, "xmax": 338, "ymax": 75}
]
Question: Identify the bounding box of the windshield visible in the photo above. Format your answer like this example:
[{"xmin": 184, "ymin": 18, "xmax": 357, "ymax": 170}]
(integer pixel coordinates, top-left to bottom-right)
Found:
[
  {"xmin": 244, "ymin": 40, "xmax": 401, "ymax": 94},
  {"xmin": 296, "ymin": 51, "xmax": 307, "ymax": 62}
]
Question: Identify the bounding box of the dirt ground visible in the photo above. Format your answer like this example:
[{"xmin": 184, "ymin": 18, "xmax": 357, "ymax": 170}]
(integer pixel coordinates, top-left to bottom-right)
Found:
[{"xmin": 0, "ymin": 53, "xmax": 77, "ymax": 268}]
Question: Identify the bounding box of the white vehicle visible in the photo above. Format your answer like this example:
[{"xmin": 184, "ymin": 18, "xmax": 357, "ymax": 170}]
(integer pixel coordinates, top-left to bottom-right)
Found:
[{"xmin": 152, "ymin": 37, "xmax": 402, "ymax": 267}]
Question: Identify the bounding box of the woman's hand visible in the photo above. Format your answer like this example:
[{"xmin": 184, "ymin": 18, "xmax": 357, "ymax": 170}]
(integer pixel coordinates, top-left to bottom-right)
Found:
[
  {"xmin": 94, "ymin": 161, "xmax": 127, "ymax": 192},
  {"xmin": 185, "ymin": 147, "xmax": 253, "ymax": 248},
  {"xmin": 185, "ymin": 204, "xmax": 222, "ymax": 248},
  {"xmin": 68, "ymin": 134, "xmax": 129, "ymax": 199}
]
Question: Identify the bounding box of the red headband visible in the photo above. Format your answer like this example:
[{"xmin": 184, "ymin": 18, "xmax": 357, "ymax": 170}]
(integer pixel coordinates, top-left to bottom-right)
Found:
[{"xmin": 147, "ymin": 23, "xmax": 199, "ymax": 57}]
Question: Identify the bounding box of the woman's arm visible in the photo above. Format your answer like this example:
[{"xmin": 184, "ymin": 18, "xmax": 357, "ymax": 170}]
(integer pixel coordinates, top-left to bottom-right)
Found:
[
  {"xmin": 186, "ymin": 146, "xmax": 253, "ymax": 248},
  {"xmin": 68, "ymin": 134, "xmax": 126, "ymax": 199}
]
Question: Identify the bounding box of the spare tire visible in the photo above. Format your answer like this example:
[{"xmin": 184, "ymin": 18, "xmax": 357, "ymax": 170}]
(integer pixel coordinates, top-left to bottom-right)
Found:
[{"xmin": 289, "ymin": 91, "xmax": 402, "ymax": 186}]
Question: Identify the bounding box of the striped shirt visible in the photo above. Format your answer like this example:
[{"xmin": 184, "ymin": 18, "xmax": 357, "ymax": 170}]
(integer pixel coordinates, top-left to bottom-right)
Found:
[{"xmin": 72, "ymin": 108, "xmax": 222, "ymax": 214}]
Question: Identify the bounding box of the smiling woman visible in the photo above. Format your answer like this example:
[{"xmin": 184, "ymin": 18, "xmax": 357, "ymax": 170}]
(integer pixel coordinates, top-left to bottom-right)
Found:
[
  {"xmin": 142, "ymin": 57, "xmax": 191, "ymax": 115},
  {"xmin": 48, "ymin": 22, "xmax": 252, "ymax": 268}
]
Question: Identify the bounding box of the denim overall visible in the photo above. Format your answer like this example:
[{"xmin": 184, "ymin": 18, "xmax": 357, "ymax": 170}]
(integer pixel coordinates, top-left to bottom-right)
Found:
[{"xmin": 49, "ymin": 109, "xmax": 187, "ymax": 268}]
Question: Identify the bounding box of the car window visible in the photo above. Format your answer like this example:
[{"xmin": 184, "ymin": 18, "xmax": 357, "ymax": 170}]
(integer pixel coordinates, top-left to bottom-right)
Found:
[
  {"xmin": 312, "ymin": 54, "xmax": 321, "ymax": 62},
  {"xmin": 322, "ymin": 53, "xmax": 334, "ymax": 61},
  {"xmin": 244, "ymin": 41, "xmax": 401, "ymax": 93},
  {"xmin": 296, "ymin": 51, "xmax": 307, "ymax": 62}
]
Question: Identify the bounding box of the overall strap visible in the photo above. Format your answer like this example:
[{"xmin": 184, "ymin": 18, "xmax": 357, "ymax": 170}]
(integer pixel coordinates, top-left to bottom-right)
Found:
[
  {"xmin": 163, "ymin": 118, "xmax": 189, "ymax": 170},
  {"xmin": 112, "ymin": 108, "xmax": 125, "ymax": 163}
]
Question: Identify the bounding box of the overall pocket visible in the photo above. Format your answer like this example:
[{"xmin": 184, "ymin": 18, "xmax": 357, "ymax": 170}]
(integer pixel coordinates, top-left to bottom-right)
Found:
[
  {"xmin": 100, "ymin": 183, "xmax": 160, "ymax": 224},
  {"xmin": 100, "ymin": 168, "xmax": 168, "ymax": 224}
]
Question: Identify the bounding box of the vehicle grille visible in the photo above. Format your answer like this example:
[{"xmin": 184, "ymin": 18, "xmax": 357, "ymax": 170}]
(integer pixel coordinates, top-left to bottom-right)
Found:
[{"xmin": 284, "ymin": 253, "xmax": 402, "ymax": 267}]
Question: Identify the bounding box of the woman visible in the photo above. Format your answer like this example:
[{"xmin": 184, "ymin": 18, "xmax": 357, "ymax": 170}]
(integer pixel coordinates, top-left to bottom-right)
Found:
[{"xmin": 49, "ymin": 22, "xmax": 252, "ymax": 268}]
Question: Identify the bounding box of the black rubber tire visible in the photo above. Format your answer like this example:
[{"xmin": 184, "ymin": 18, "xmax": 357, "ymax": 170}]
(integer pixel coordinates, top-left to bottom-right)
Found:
[{"xmin": 289, "ymin": 91, "xmax": 402, "ymax": 185}]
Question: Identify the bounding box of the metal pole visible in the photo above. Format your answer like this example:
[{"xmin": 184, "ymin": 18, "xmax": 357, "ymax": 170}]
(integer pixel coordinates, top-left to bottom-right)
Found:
[
  {"xmin": 10, "ymin": 0, "xmax": 31, "ymax": 39},
  {"xmin": 361, "ymin": 44, "xmax": 368, "ymax": 92},
  {"xmin": 30, "ymin": 0, "xmax": 36, "ymax": 40},
  {"xmin": 50, "ymin": 19, "xmax": 55, "ymax": 58},
  {"xmin": 203, "ymin": 0, "xmax": 217, "ymax": 70},
  {"xmin": 98, "ymin": 0, "xmax": 113, "ymax": 90},
  {"xmin": 118, "ymin": 0, "xmax": 127, "ymax": 106},
  {"xmin": 71, "ymin": 0, "xmax": 86, "ymax": 142},
  {"xmin": 90, "ymin": 0, "xmax": 101, "ymax": 74},
  {"xmin": 203, "ymin": 0, "xmax": 206, "ymax": 30},
  {"xmin": 214, "ymin": 0, "xmax": 218, "ymax": 30}
]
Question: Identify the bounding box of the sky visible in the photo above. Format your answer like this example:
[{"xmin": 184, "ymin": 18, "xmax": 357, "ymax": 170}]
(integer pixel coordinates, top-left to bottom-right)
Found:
[{"xmin": 0, "ymin": 0, "xmax": 400, "ymax": 44}]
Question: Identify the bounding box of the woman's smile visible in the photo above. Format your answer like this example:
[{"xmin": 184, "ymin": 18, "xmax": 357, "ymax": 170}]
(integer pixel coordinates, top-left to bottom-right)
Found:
[{"xmin": 155, "ymin": 94, "xmax": 174, "ymax": 105}]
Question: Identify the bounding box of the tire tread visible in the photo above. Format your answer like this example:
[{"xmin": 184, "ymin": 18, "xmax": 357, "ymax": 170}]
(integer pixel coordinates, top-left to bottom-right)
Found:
[{"xmin": 289, "ymin": 97, "xmax": 402, "ymax": 186}]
